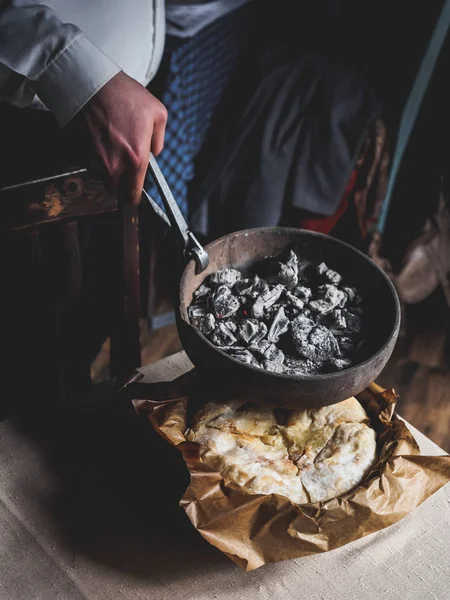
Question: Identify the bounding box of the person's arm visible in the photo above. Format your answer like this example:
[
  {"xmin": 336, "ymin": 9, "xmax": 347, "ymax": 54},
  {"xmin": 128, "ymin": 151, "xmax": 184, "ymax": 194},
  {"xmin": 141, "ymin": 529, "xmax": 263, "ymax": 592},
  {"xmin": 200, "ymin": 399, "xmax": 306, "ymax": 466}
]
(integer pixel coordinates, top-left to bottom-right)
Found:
[
  {"xmin": 0, "ymin": 1, "xmax": 168, "ymax": 204},
  {"xmin": 0, "ymin": 1, "xmax": 120, "ymax": 127}
]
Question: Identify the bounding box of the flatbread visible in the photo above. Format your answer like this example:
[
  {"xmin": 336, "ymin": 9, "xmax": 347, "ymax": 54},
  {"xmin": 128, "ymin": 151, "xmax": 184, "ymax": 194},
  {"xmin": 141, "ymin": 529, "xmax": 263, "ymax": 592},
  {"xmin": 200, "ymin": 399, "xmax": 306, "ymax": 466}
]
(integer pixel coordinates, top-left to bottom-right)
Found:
[{"xmin": 186, "ymin": 397, "xmax": 376, "ymax": 504}]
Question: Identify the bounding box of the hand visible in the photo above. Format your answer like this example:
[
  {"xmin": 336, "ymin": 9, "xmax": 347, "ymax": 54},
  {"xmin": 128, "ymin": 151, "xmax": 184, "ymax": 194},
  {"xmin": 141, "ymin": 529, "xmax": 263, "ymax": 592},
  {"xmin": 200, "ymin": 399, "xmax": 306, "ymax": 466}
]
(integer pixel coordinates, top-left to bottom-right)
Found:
[{"xmin": 80, "ymin": 71, "xmax": 168, "ymax": 204}]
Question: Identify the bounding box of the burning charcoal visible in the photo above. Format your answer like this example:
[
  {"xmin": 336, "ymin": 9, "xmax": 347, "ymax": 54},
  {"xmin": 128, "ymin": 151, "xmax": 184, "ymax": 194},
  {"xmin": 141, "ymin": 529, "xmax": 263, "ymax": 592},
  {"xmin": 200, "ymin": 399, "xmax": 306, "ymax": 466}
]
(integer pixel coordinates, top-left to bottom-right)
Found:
[
  {"xmin": 316, "ymin": 262, "xmax": 342, "ymax": 286},
  {"xmin": 290, "ymin": 314, "xmax": 315, "ymax": 359},
  {"xmin": 233, "ymin": 278, "xmax": 256, "ymax": 296},
  {"xmin": 324, "ymin": 269, "xmax": 342, "ymax": 286},
  {"xmin": 284, "ymin": 290, "xmax": 305, "ymax": 311},
  {"xmin": 292, "ymin": 337, "xmax": 315, "ymax": 361},
  {"xmin": 261, "ymin": 248, "xmax": 299, "ymax": 289},
  {"xmin": 283, "ymin": 356, "xmax": 303, "ymax": 372},
  {"xmin": 235, "ymin": 276, "xmax": 269, "ymax": 299},
  {"xmin": 317, "ymin": 262, "xmax": 329, "ymax": 277},
  {"xmin": 297, "ymin": 258, "xmax": 315, "ymax": 283},
  {"xmin": 267, "ymin": 307, "xmax": 290, "ymax": 343},
  {"xmin": 291, "ymin": 313, "xmax": 315, "ymax": 335},
  {"xmin": 193, "ymin": 284, "xmax": 211, "ymax": 300},
  {"xmin": 249, "ymin": 339, "xmax": 271, "ymax": 356},
  {"xmin": 338, "ymin": 293, "xmax": 348, "ymax": 309},
  {"xmin": 264, "ymin": 344, "xmax": 285, "ymax": 364},
  {"xmin": 327, "ymin": 357, "xmax": 353, "ymax": 371},
  {"xmin": 342, "ymin": 309, "xmax": 362, "ymax": 334},
  {"xmin": 188, "ymin": 305, "xmax": 208, "ymax": 319},
  {"xmin": 278, "ymin": 247, "xmax": 299, "ymax": 270},
  {"xmin": 251, "ymin": 277, "xmax": 270, "ymax": 298},
  {"xmin": 343, "ymin": 287, "xmax": 362, "ymax": 306},
  {"xmin": 250, "ymin": 340, "xmax": 284, "ymax": 364},
  {"xmin": 263, "ymin": 302, "xmax": 282, "ymax": 319},
  {"xmin": 283, "ymin": 305, "xmax": 301, "ymax": 321},
  {"xmin": 191, "ymin": 313, "xmax": 215, "ymax": 336},
  {"xmin": 309, "ymin": 326, "xmax": 341, "ymax": 361},
  {"xmin": 210, "ymin": 322, "xmax": 238, "ymax": 347},
  {"xmin": 301, "ymin": 360, "xmax": 324, "ymax": 374},
  {"xmin": 208, "ymin": 268, "xmax": 242, "ymax": 288},
  {"xmin": 264, "ymin": 302, "xmax": 299, "ymax": 324},
  {"xmin": 325, "ymin": 309, "xmax": 347, "ymax": 333},
  {"xmin": 226, "ymin": 347, "xmax": 257, "ymax": 365},
  {"xmin": 293, "ymin": 323, "xmax": 340, "ymax": 362},
  {"xmin": 279, "ymin": 263, "xmax": 298, "ymax": 289},
  {"xmin": 309, "ymin": 284, "xmax": 346, "ymax": 315},
  {"xmin": 266, "ymin": 262, "xmax": 298, "ymax": 289},
  {"xmin": 336, "ymin": 335, "xmax": 355, "ymax": 356},
  {"xmin": 189, "ymin": 243, "xmax": 365, "ymax": 377},
  {"xmin": 224, "ymin": 320, "xmax": 238, "ymax": 333},
  {"xmin": 284, "ymin": 357, "xmax": 323, "ymax": 375},
  {"xmin": 239, "ymin": 296, "xmax": 248, "ymax": 308},
  {"xmin": 332, "ymin": 309, "xmax": 347, "ymax": 331},
  {"xmin": 292, "ymin": 286, "xmax": 312, "ymax": 303},
  {"xmin": 237, "ymin": 319, "xmax": 267, "ymax": 345},
  {"xmin": 251, "ymin": 284, "xmax": 285, "ymax": 319},
  {"xmin": 301, "ymin": 308, "xmax": 314, "ymax": 320},
  {"xmin": 211, "ymin": 285, "xmax": 240, "ymax": 319},
  {"xmin": 262, "ymin": 359, "xmax": 286, "ymax": 373}
]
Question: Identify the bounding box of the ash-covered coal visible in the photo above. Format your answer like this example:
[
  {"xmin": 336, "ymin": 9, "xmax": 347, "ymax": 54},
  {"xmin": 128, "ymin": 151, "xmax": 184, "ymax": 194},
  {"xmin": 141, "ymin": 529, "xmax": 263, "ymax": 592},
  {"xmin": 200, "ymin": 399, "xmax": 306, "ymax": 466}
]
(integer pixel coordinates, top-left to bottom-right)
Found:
[{"xmin": 188, "ymin": 245, "xmax": 365, "ymax": 375}]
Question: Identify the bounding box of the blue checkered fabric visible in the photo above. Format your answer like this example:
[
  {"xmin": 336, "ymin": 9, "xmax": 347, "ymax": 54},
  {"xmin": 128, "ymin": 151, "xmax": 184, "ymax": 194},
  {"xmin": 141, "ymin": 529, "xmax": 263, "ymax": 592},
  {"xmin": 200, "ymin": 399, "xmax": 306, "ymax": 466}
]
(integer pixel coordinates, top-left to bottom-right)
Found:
[{"xmin": 144, "ymin": 9, "xmax": 248, "ymax": 219}]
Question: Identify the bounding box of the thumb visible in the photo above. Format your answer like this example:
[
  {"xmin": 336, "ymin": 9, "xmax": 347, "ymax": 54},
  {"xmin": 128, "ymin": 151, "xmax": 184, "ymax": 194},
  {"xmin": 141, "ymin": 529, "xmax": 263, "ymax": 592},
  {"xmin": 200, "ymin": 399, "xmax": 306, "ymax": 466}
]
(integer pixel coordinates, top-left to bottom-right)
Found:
[
  {"xmin": 130, "ymin": 161, "xmax": 148, "ymax": 206},
  {"xmin": 119, "ymin": 161, "xmax": 147, "ymax": 206}
]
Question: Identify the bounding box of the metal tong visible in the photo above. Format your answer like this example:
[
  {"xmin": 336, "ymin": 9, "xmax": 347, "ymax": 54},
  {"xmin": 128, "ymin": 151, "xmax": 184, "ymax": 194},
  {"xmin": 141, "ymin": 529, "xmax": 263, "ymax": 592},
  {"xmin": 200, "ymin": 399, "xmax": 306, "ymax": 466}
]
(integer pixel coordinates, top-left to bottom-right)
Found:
[{"xmin": 143, "ymin": 154, "xmax": 209, "ymax": 274}]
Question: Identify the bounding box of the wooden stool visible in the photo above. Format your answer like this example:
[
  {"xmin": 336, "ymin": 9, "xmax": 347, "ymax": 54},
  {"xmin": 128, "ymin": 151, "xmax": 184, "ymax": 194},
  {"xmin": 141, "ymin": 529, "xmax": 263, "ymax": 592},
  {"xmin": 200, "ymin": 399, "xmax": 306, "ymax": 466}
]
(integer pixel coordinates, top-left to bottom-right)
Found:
[{"xmin": 0, "ymin": 168, "xmax": 142, "ymax": 391}]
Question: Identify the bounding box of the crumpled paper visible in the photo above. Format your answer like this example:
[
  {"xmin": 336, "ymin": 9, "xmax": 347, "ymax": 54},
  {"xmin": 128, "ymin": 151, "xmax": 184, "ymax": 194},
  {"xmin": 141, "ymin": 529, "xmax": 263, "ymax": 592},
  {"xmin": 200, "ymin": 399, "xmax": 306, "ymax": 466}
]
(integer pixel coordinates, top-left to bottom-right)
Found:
[{"xmin": 129, "ymin": 372, "xmax": 450, "ymax": 571}]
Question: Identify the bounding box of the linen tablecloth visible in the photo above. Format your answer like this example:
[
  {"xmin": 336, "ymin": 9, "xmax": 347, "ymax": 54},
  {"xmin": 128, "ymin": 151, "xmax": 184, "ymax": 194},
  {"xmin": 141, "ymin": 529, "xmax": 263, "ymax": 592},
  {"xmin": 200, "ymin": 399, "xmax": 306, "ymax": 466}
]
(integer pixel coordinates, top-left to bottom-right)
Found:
[{"xmin": 0, "ymin": 351, "xmax": 448, "ymax": 600}]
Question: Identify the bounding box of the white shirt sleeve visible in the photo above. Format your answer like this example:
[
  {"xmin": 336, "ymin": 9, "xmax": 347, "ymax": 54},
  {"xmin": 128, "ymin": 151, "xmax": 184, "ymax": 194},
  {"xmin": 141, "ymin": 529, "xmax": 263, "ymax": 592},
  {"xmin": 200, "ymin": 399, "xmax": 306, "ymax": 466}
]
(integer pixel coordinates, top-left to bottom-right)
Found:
[{"xmin": 0, "ymin": 1, "xmax": 121, "ymax": 127}]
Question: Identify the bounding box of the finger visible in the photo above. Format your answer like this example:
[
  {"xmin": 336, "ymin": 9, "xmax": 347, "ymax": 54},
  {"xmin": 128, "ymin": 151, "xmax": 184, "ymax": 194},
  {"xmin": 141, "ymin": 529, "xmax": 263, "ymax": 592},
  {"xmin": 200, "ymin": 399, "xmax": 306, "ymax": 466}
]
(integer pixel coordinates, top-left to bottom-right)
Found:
[
  {"xmin": 151, "ymin": 113, "xmax": 167, "ymax": 156},
  {"xmin": 128, "ymin": 125, "xmax": 154, "ymax": 204},
  {"xmin": 108, "ymin": 153, "xmax": 127, "ymax": 188},
  {"xmin": 95, "ymin": 148, "xmax": 128, "ymax": 191},
  {"xmin": 130, "ymin": 160, "xmax": 148, "ymax": 205}
]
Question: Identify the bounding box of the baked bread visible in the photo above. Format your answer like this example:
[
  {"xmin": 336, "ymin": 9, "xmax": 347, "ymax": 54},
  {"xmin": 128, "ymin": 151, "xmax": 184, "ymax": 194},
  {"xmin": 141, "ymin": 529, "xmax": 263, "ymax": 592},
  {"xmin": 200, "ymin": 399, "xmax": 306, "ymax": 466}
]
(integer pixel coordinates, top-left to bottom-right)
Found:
[{"xmin": 186, "ymin": 397, "xmax": 376, "ymax": 504}]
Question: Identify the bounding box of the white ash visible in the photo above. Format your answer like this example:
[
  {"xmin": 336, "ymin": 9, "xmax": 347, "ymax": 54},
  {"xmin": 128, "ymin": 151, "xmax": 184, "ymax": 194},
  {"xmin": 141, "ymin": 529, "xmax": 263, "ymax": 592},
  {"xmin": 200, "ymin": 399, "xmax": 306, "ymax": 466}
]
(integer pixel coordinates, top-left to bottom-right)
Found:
[
  {"xmin": 251, "ymin": 284, "xmax": 284, "ymax": 319},
  {"xmin": 226, "ymin": 347, "xmax": 260, "ymax": 367},
  {"xmin": 284, "ymin": 291, "xmax": 305, "ymax": 311},
  {"xmin": 341, "ymin": 309, "xmax": 362, "ymax": 334},
  {"xmin": 318, "ymin": 262, "xmax": 343, "ymax": 286},
  {"xmin": 224, "ymin": 320, "xmax": 238, "ymax": 333},
  {"xmin": 343, "ymin": 286, "xmax": 362, "ymax": 305},
  {"xmin": 309, "ymin": 284, "xmax": 347, "ymax": 315},
  {"xmin": 210, "ymin": 321, "xmax": 238, "ymax": 347},
  {"xmin": 211, "ymin": 285, "xmax": 240, "ymax": 319},
  {"xmin": 188, "ymin": 305, "xmax": 208, "ymax": 319},
  {"xmin": 262, "ymin": 359, "xmax": 286, "ymax": 373},
  {"xmin": 208, "ymin": 268, "xmax": 242, "ymax": 287},
  {"xmin": 191, "ymin": 313, "xmax": 216, "ymax": 336},
  {"xmin": 284, "ymin": 356, "xmax": 322, "ymax": 375},
  {"xmin": 188, "ymin": 250, "xmax": 365, "ymax": 375},
  {"xmin": 237, "ymin": 319, "xmax": 267, "ymax": 345},
  {"xmin": 250, "ymin": 340, "xmax": 285, "ymax": 364},
  {"xmin": 267, "ymin": 307, "xmax": 290, "ymax": 343},
  {"xmin": 193, "ymin": 284, "xmax": 211, "ymax": 300},
  {"xmin": 234, "ymin": 278, "xmax": 257, "ymax": 296}
]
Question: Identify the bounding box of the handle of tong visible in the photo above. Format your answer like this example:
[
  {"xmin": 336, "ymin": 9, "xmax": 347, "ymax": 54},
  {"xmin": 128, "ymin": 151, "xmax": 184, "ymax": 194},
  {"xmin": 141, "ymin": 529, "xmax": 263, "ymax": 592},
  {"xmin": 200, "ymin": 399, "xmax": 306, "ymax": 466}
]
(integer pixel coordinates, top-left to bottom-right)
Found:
[{"xmin": 143, "ymin": 154, "xmax": 209, "ymax": 274}]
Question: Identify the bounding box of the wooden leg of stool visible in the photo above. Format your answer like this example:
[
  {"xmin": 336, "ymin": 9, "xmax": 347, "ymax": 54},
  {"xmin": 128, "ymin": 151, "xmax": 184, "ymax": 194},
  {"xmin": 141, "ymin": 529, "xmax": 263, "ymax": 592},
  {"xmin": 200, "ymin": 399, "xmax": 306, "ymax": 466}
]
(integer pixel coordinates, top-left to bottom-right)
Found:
[
  {"xmin": 60, "ymin": 221, "xmax": 92, "ymax": 392},
  {"xmin": 110, "ymin": 204, "xmax": 141, "ymax": 380},
  {"xmin": 147, "ymin": 228, "xmax": 159, "ymax": 331}
]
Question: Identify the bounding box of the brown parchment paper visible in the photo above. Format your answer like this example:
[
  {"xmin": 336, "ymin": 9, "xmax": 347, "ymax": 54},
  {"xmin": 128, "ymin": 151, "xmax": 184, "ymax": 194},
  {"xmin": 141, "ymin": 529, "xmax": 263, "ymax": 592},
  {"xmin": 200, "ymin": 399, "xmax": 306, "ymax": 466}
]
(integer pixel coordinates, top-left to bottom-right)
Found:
[{"xmin": 131, "ymin": 374, "xmax": 450, "ymax": 572}]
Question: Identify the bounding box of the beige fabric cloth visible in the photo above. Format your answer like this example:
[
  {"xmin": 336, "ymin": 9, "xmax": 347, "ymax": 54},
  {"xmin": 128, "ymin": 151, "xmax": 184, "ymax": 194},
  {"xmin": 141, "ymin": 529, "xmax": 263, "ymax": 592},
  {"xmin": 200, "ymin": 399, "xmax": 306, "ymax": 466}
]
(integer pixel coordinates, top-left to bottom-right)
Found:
[{"xmin": 0, "ymin": 351, "xmax": 449, "ymax": 600}]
